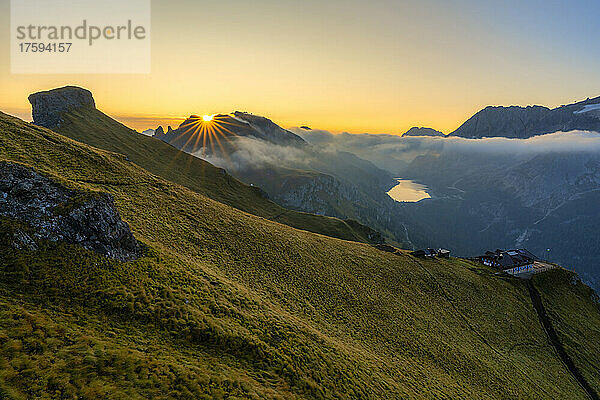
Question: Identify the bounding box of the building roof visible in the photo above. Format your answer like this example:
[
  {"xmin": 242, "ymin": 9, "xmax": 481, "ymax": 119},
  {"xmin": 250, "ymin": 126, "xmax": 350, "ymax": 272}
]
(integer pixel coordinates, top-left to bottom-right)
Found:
[
  {"xmin": 478, "ymin": 249, "xmax": 538, "ymax": 269},
  {"xmin": 411, "ymin": 248, "xmax": 437, "ymax": 257}
]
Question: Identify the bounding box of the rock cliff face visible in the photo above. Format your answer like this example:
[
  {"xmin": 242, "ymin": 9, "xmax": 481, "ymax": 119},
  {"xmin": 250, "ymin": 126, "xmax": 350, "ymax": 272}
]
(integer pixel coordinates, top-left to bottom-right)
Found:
[
  {"xmin": 450, "ymin": 105, "xmax": 552, "ymax": 138},
  {"xmin": 450, "ymin": 96, "xmax": 600, "ymax": 139},
  {"xmin": 0, "ymin": 162, "xmax": 141, "ymax": 261},
  {"xmin": 28, "ymin": 86, "xmax": 95, "ymax": 129}
]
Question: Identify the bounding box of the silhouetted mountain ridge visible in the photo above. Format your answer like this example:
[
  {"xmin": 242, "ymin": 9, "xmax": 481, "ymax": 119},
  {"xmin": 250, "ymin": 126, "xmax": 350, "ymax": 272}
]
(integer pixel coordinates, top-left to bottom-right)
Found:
[
  {"xmin": 153, "ymin": 112, "xmax": 306, "ymax": 154},
  {"xmin": 451, "ymin": 96, "xmax": 600, "ymax": 138}
]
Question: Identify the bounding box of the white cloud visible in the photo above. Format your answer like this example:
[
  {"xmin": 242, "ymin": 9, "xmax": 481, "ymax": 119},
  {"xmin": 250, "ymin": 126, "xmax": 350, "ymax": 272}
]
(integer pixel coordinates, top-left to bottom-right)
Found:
[{"xmin": 289, "ymin": 128, "xmax": 600, "ymax": 173}]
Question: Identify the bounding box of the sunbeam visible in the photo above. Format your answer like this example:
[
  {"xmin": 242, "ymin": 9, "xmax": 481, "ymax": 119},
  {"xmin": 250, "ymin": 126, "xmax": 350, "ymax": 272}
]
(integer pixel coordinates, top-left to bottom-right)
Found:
[{"xmin": 171, "ymin": 114, "xmax": 249, "ymax": 160}]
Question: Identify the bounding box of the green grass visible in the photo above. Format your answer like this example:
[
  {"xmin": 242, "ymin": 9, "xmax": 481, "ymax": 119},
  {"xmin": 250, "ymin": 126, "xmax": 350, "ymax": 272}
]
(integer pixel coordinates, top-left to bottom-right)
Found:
[
  {"xmin": 0, "ymin": 110, "xmax": 598, "ymax": 398},
  {"xmin": 533, "ymin": 269, "xmax": 600, "ymax": 395},
  {"xmin": 54, "ymin": 107, "xmax": 380, "ymax": 245}
]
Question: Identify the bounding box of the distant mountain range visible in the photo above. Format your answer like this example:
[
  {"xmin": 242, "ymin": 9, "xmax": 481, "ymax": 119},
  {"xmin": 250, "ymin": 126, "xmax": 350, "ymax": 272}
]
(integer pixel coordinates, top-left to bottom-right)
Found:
[{"xmin": 450, "ymin": 95, "xmax": 600, "ymax": 139}]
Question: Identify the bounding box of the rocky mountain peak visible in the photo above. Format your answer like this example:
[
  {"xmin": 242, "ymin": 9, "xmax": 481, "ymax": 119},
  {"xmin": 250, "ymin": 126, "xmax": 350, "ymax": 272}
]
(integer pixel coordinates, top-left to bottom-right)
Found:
[
  {"xmin": 403, "ymin": 127, "xmax": 445, "ymax": 137},
  {"xmin": 153, "ymin": 125, "xmax": 165, "ymax": 137},
  {"xmin": 232, "ymin": 111, "xmax": 306, "ymax": 146},
  {"xmin": 28, "ymin": 86, "xmax": 95, "ymax": 129},
  {"xmin": 152, "ymin": 112, "xmax": 307, "ymax": 153},
  {"xmin": 450, "ymin": 96, "xmax": 600, "ymax": 139}
]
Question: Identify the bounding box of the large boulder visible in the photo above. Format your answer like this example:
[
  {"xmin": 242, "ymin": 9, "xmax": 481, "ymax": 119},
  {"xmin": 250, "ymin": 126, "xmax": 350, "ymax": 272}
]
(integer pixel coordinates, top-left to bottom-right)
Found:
[
  {"xmin": 0, "ymin": 162, "xmax": 141, "ymax": 261},
  {"xmin": 28, "ymin": 86, "xmax": 95, "ymax": 129}
]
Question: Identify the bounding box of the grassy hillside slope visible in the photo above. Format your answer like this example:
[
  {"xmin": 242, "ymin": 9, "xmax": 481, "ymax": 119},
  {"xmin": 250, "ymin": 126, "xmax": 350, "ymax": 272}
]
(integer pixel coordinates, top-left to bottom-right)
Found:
[
  {"xmin": 54, "ymin": 106, "xmax": 380, "ymax": 244},
  {"xmin": 0, "ymin": 111, "xmax": 597, "ymax": 398},
  {"xmin": 533, "ymin": 269, "xmax": 600, "ymax": 396}
]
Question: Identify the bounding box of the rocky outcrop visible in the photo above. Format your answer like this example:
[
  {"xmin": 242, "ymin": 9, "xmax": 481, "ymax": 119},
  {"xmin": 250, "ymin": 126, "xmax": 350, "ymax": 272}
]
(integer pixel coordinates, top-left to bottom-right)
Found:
[
  {"xmin": 403, "ymin": 127, "xmax": 445, "ymax": 137},
  {"xmin": 28, "ymin": 86, "xmax": 95, "ymax": 129},
  {"xmin": 0, "ymin": 162, "xmax": 141, "ymax": 261}
]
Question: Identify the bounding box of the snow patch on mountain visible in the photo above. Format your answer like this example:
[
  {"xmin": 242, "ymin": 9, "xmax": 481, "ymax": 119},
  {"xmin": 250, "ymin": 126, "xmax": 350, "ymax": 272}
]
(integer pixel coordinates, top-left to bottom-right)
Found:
[{"xmin": 574, "ymin": 104, "xmax": 600, "ymax": 114}]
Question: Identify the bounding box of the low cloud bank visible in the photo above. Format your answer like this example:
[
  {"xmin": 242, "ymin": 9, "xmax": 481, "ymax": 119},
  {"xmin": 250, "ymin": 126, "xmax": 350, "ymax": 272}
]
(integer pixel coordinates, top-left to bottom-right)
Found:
[
  {"xmin": 196, "ymin": 136, "xmax": 317, "ymax": 172},
  {"xmin": 195, "ymin": 128, "xmax": 600, "ymax": 176},
  {"xmin": 290, "ymin": 128, "xmax": 600, "ymax": 173}
]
